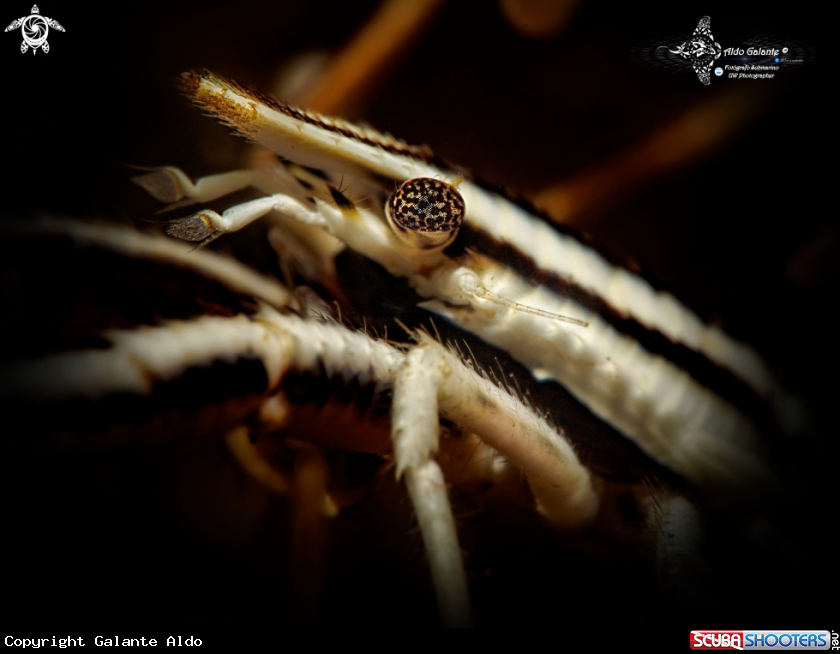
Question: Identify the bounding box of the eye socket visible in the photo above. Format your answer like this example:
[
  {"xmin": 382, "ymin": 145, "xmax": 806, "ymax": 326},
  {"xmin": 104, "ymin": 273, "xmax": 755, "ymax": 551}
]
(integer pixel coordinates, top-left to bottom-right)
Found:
[{"xmin": 386, "ymin": 178, "xmax": 465, "ymax": 250}]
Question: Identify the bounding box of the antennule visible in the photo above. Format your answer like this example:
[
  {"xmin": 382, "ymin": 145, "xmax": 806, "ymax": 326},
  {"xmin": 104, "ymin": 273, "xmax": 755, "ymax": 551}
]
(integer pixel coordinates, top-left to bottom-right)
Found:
[{"xmin": 458, "ymin": 271, "xmax": 589, "ymax": 327}]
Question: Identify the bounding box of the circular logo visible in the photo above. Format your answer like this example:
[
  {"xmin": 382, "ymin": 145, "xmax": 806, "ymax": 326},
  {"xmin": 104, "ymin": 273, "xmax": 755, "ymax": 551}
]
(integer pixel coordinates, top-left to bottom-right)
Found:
[
  {"xmin": 21, "ymin": 14, "xmax": 48, "ymax": 49},
  {"xmin": 714, "ymin": 67, "xmax": 723, "ymax": 77}
]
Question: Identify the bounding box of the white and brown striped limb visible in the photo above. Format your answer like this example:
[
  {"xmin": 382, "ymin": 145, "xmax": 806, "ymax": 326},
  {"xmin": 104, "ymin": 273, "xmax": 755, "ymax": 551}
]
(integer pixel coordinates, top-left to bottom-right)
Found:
[{"xmin": 6, "ymin": 219, "xmax": 598, "ymax": 626}]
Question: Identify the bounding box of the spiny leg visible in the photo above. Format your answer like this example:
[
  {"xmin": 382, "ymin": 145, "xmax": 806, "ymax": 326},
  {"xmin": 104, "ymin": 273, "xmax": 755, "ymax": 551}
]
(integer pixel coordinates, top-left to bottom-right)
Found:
[
  {"xmin": 21, "ymin": 221, "xmax": 601, "ymax": 624},
  {"xmin": 426, "ymin": 335, "xmax": 599, "ymax": 529},
  {"xmin": 391, "ymin": 337, "xmax": 602, "ymax": 626},
  {"xmin": 392, "ymin": 341, "xmax": 472, "ymax": 627}
]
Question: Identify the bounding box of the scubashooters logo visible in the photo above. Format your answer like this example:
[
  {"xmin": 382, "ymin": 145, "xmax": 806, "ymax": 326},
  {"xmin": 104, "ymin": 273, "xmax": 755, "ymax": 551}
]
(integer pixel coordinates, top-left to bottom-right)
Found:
[
  {"xmin": 690, "ymin": 630, "xmax": 832, "ymax": 650},
  {"xmin": 631, "ymin": 16, "xmax": 815, "ymax": 85},
  {"xmin": 4, "ymin": 5, "xmax": 65, "ymax": 54}
]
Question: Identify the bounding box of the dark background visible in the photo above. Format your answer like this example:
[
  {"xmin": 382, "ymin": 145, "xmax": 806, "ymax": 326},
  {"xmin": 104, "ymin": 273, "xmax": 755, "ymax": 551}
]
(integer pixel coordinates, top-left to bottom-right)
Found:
[{"xmin": 2, "ymin": 0, "xmax": 833, "ymax": 635}]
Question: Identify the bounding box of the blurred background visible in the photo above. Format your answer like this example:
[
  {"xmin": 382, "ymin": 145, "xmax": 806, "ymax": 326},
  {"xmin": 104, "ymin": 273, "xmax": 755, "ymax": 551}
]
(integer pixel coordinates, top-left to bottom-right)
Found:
[{"xmin": 2, "ymin": 0, "xmax": 832, "ymax": 633}]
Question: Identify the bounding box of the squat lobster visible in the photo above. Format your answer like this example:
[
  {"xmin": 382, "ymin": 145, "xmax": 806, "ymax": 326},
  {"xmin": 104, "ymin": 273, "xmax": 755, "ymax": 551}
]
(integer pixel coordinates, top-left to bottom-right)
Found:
[
  {"xmin": 125, "ymin": 70, "xmax": 776, "ymax": 622},
  {"xmin": 0, "ymin": 0, "xmax": 825, "ymax": 632},
  {"xmin": 2, "ymin": 74, "xmax": 778, "ymax": 629},
  {"xmin": 136, "ymin": 71, "xmax": 774, "ymax": 494}
]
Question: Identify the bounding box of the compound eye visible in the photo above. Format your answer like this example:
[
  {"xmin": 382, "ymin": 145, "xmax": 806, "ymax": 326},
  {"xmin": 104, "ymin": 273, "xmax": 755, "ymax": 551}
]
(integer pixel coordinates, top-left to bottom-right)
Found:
[{"xmin": 386, "ymin": 178, "xmax": 465, "ymax": 250}]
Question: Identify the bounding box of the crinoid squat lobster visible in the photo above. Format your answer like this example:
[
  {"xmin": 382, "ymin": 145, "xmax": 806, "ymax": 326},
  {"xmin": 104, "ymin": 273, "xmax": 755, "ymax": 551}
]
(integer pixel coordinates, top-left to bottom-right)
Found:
[
  {"xmin": 3, "ymin": 69, "xmax": 786, "ymax": 628},
  {"xmin": 138, "ymin": 71, "xmax": 778, "ymax": 495},
  {"xmin": 131, "ymin": 71, "xmax": 783, "ymax": 619}
]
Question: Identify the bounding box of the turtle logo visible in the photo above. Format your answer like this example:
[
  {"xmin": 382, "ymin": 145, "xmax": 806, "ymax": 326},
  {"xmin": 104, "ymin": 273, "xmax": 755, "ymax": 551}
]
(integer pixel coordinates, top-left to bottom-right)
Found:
[{"xmin": 5, "ymin": 5, "xmax": 65, "ymax": 55}]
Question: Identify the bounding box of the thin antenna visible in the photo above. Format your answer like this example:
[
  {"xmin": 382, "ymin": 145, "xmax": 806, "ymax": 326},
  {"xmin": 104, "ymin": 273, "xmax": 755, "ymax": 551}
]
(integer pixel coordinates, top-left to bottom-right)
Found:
[{"xmin": 458, "ymin": 271, "xmax": 589, "ymax": 327}]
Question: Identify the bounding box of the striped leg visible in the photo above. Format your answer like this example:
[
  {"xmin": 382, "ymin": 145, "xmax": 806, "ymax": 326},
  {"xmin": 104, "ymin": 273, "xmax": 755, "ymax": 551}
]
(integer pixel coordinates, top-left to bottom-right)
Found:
[{"xmin": 392, "ymin": 342, "xmax": 472, "ymax": 627}]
